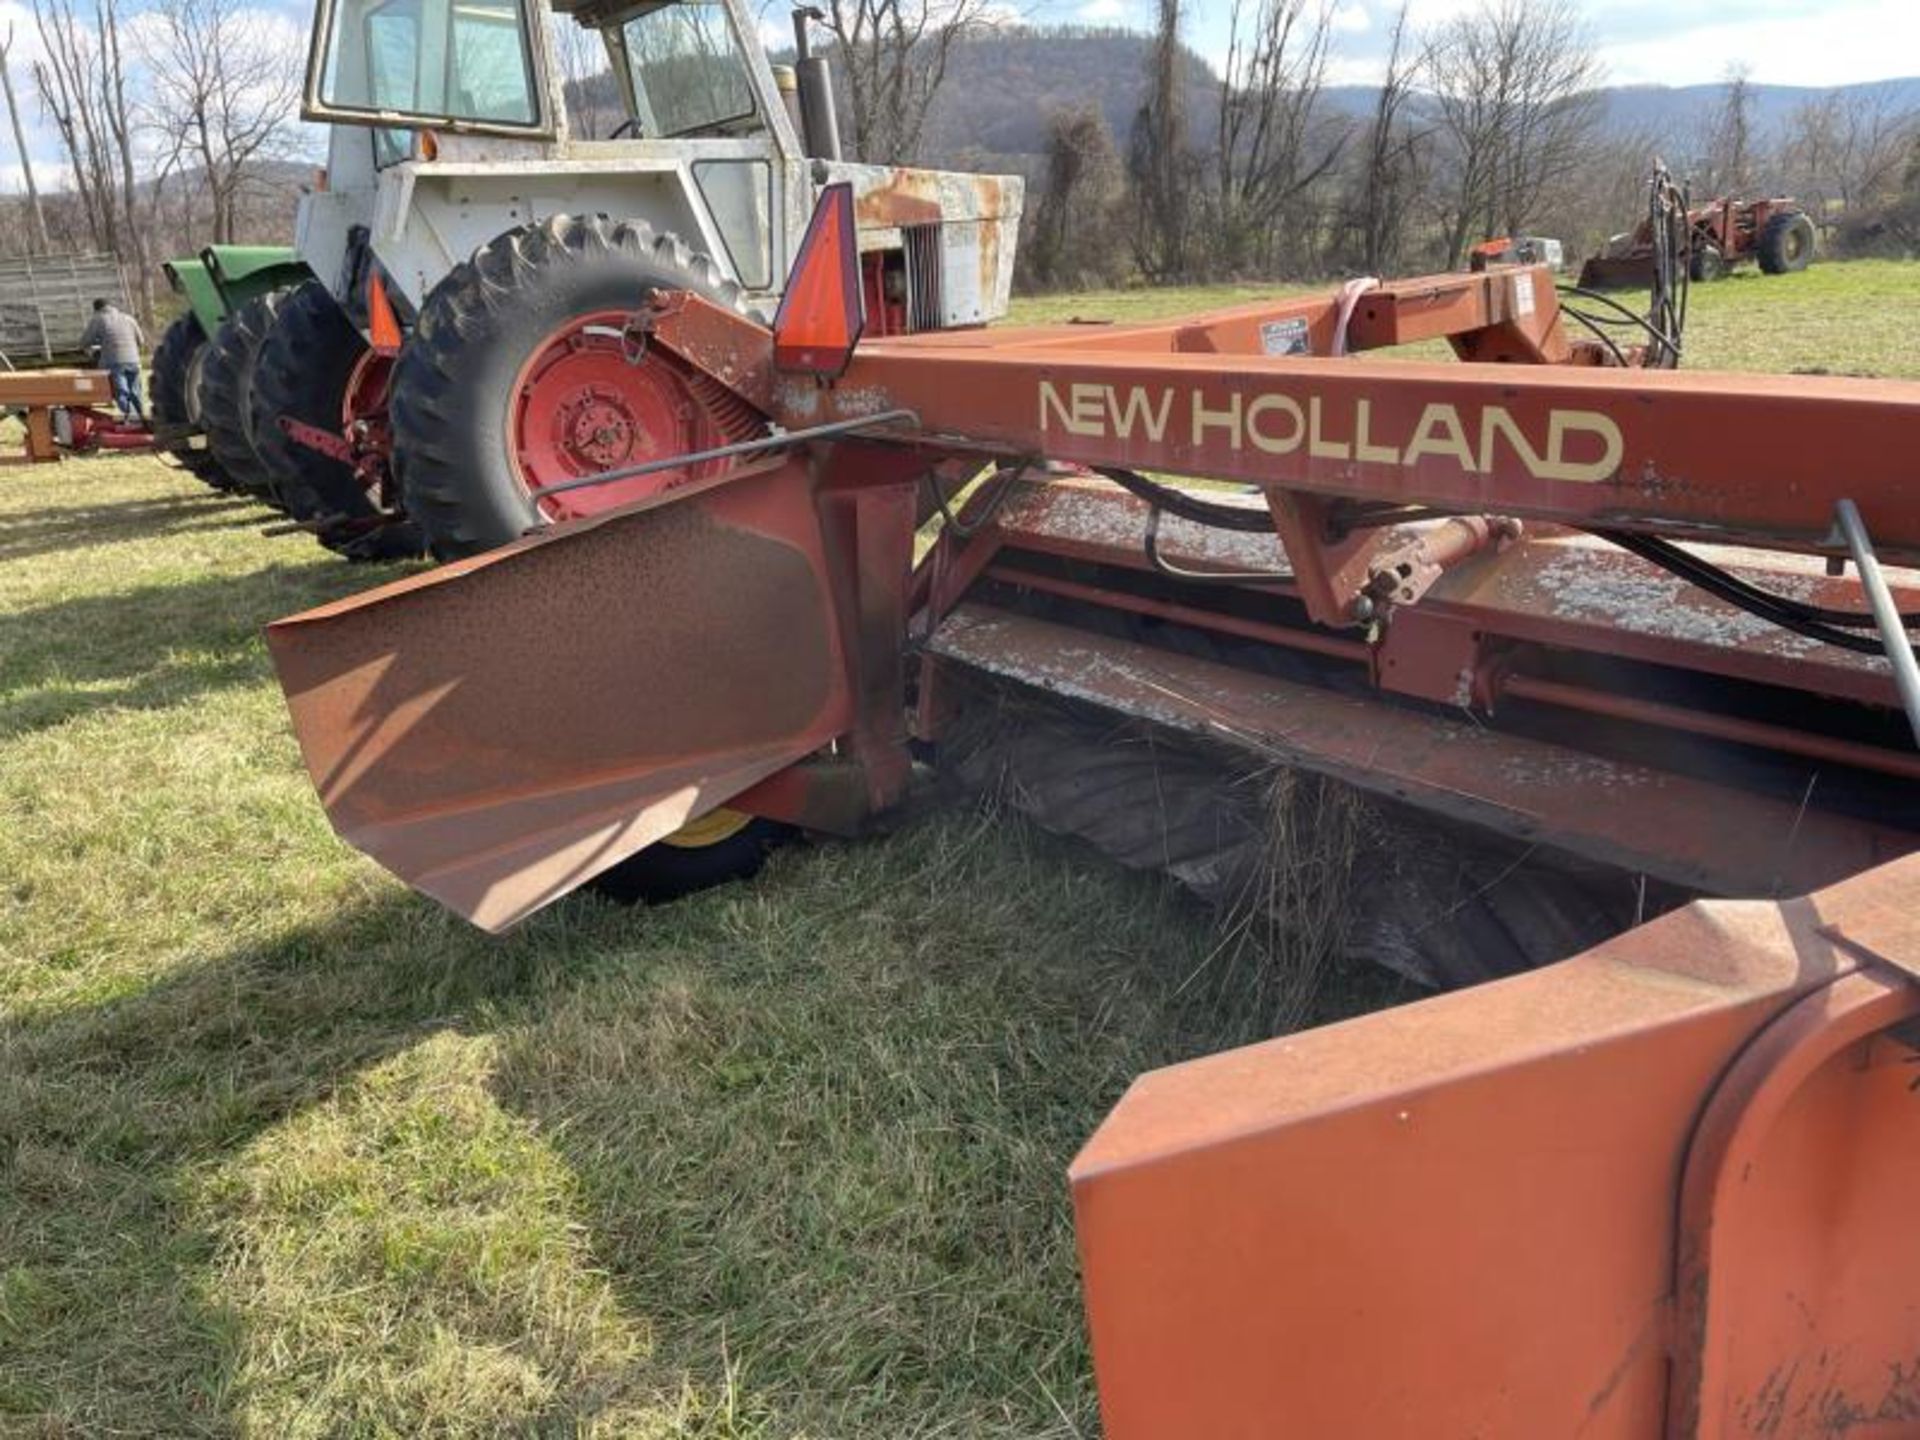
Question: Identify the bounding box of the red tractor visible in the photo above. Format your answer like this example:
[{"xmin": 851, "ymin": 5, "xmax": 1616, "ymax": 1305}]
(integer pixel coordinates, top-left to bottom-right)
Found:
[{"xmin": 1581, "ymin": 194, "xmax": 1816, "ymax": 287}]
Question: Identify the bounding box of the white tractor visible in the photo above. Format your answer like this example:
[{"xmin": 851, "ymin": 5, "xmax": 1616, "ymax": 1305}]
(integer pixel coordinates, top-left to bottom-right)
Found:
[{"xmin": 176, "ymin": 0, "xmax": 1021, "ymax": 558}]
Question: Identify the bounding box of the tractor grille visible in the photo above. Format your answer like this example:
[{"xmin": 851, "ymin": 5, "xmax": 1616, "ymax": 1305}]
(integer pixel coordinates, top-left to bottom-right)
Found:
[{"xmin": 902, "ymin": 224, "xmax": 943, "ymax": 332}]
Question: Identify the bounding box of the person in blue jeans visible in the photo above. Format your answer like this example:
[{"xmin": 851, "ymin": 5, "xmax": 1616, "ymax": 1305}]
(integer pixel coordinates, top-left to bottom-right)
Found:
[{"xmin": 80, "ymin": 297, "xmax": 147, "ymax": 422}]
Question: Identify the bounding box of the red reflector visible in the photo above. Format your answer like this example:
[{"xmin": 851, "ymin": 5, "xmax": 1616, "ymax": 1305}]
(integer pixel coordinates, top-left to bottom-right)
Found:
[{"xmin": 773, "ymin": 181, "xmax": 864, "ymax": 376}]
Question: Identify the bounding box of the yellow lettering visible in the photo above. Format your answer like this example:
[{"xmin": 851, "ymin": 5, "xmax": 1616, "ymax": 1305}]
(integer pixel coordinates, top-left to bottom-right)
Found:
[
  {"xmin": 1353, "ymin": 399, "xmax": 1399, "ymax": 465},
  {"xmin": 1042, "ymin": 383, "xmax": 1623, "ymax": 485},
  {"xmin": 1545, "ymin": 410, "xmax": 1624, "ymax": 483},
  {"xmin": 1402, "ymin": 404, "xmax": 1477, "ymax": 471},
  {"xmin": 1193, "ymin": 389, "xmax": 1243, "ymax": 449},
  {"xmin": 1108, "ymin": 386, "xmax": 1174, "ymax": 443},
  {"xmin": 1246, "ymin": 394, "xmax": 1304, "ymax": 455},
  {"xmin": 1308, "ymin": 396, "xmax": 1351, "ymax": 461},
  {"xmin": 1070, "ymin": 383, "xmax": 1105, "ymax": 435},
  {"xmin": 1480, "ymin": 406, "xmax": 1548, "ymax": 477},
  {"xmin": 1039, "ymin": 380, "xmax": 1074, "ymax": 434}
]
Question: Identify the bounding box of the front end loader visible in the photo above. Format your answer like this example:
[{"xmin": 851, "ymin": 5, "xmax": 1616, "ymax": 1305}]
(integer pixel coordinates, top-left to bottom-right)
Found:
[
  {"xmin": 1581, "ymin": 193, "xmax": 1817, "ymax": 287},
  {"xmin": 261, "ymin": 183, "xmax": 1920, "ymax": 1436}
]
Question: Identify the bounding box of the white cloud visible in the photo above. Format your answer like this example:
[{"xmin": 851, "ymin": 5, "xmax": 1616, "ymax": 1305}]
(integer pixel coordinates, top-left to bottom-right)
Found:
[
  {"xmin": 0, "ymin": 0, "xmax": 45, "ymax": 62},
  {"xmin": 1329, "ymin": 2, "xmax": 1370, "ymax": 34},
  {"xmin": 1593, "ymin": 0, "xmax": 1920, "ymax": 87},
  {"xmin": 1151, "ymin": 0, "xmax": 1913, "ymax": 90},
  {"xmin": 1077, "ymin": 0, "xmax": 1130, "ymax": 20},
  {"xmin": 0, "ymin": 0, "xmax": 317, "ymax": 187}
]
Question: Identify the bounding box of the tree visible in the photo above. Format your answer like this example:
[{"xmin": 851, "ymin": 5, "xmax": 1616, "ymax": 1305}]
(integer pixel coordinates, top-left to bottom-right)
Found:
[
  {"xmin": 32, "ymin": 0, "xmax": 174, "ymax": 320},
  {"xmin": 138, "ymin": 0, "xmax": 301, "ymax": 245},
  {"xmin": 1127, "ymin": 0, "xmax": 1194, "ymax": 279},
  {"xmin": 1026, "ymin": 103, "xmax": 1127, "ymax": 288},
  {"xmin": 1699, "ymin": 62, "xmax": 1755, "ymax": 196},
  {"xmin": 1780, "ymin": 88, "xmax": 1918, "ymax": 226},
  {"xmin": 1423, "ymin": 0, "xmax": 1603, "ymax": 268},
  {"xmin": 1334, "ymin": 1, "xmax": 1421, "ymax": 275},
  {"xmin": 0, "ymin": 23, "xmax": 50, "ymax": 252},
  {"xmin": 1210, "ymin": 0, "xmax": 1344, "ymax": 275},
  {"xmin": 552, "ymin": 17, "xmax": 619, "ymax": 140},
  {"xmin": 814, "ymin": 0, "xmax": 999, "ymax": 163}
]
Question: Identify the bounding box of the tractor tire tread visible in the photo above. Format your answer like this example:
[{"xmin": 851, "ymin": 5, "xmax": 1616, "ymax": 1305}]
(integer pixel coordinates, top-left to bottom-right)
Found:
[
  {"xmin": 249, "ymin": 279, "xmax": 426, "ymax": 560},
  {"xmin": 150, "ymin": 314, "xmax": 236, "ymax": 491},
  {"xmin": 390, "ymin": 213, "xmax": 752, "ymax": 559},
  {"xmin": 1757, "ymin": 210, "xmax": 1815, "ymax": 275},
  {"xmin": 200, "ymin": 289, "xmax": 295, "ymax": 506}
]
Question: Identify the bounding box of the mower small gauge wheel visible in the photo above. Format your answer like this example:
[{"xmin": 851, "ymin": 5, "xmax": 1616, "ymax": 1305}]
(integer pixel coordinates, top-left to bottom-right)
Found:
[{"xmin": 588, "ymin": 811, "xmax": 792, "ymax": 906}]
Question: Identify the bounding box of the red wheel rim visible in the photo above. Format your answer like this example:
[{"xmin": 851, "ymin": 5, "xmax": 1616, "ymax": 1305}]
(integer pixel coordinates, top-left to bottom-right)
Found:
[
  {"xmin": 508, "ymin": 309, "xmax": 725, "ymax": 522},
  {"xmin": 342, "ymin": 349, "xmax": 396, "ymax": 507}
]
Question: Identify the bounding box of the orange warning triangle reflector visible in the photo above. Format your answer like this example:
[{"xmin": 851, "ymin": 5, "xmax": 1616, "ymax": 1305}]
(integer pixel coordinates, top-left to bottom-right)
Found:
[
  {"xmin": 773, "ymin": 182, "xmax": 864, "ymax": 376},
  {"xmin": 367, "ymin": 269, "xmax": 403, "ymax": 354}
]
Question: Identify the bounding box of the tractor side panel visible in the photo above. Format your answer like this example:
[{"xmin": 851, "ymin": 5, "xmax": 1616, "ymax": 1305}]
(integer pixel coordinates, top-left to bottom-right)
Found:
[
  {"xmin": 369, "ymin": 161, "xmax": 734, "ymax": 307},
  {"xmin": 295, "ymin": 188, "xmax": 369, "ymax": 314},
  {"xmin": 830, "ymin": 163, "xmax": 1025, "ymax": 325},
  {"xmin": 201, "ymin": 245, "xmax": 312, "ymax": 311}
]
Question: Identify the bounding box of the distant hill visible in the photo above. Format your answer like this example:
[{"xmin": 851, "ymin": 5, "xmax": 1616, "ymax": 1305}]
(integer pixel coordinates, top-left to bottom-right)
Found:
[
  {"xmin": 915, "ymin": 27, "xmax": 1920, "ymax": 176},
  {"xmin": 918, "ymin": 27, "xmax": 1219, "ymax": 164}
]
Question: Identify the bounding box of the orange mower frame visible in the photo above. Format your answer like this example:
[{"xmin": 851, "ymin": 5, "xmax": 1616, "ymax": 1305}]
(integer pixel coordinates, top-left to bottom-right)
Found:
[{"xmin": 264, "ymin": 186, "xmax": 1920, "ymax": 1437}]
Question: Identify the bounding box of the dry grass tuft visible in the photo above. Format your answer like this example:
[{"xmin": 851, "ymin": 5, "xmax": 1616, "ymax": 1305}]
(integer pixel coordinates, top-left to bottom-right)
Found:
[{"xmin": 1180, "ymin": 768, "xmax": 1381, "ymax": 1043}]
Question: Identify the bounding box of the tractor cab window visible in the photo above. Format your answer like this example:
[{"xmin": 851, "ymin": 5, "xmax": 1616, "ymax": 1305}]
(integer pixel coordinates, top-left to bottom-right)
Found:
[
  {"xmin": 312, "ymin": 0, "xmax": 544, "ymax": 132},
  {"xmin": 618, "ymin": 1, "xmax": 760, "ymax": 138}
]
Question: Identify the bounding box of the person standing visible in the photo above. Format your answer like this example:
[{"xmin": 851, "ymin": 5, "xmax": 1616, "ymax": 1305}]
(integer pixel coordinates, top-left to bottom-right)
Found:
[{"xmin": 80, "ymin": 297, "xmax": 147, "ymax": 422}]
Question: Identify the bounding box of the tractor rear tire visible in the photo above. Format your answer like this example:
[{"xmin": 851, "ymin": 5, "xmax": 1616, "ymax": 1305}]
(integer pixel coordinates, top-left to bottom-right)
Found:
[
  {"xmin": 588, "ymin": 811, "xmax": 792, "ymax": 907},
  {"xmin": 151, "ymin": 314, "xmax": 235, "ymax": 491},
  {"xmin": 1758, "ymin": 211, "xmax": 1815, "ymax": 274},
  {"xmin": 201, "ymin": 289, "xmax": 295, "ymax": 508},
  {"xmin": 250, "ymin": 280, "xmax": 425, "ymax": 561},
  {"xmin": 390, "ymin": 213, "xmax": 756, "ymax": 559}
]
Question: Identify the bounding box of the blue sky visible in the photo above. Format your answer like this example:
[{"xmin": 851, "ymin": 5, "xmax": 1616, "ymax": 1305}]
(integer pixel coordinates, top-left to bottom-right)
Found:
[{"xmin": 3, "ymin": 0, "xmax": 1919, "ymax": 192}]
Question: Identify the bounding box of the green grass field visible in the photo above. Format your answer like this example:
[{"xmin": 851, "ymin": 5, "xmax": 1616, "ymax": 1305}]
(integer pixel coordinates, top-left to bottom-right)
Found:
[
  {"xmin": 1015, "ymin": 257, "xmax": 1920, "ymax": 377},
  {"xmin": 3, "ymin": 258, "xmax": 1917, "ymax": 1436}
]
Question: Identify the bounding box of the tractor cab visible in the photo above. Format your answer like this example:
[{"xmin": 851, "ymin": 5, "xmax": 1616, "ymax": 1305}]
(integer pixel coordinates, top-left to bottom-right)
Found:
[
  {"xmin": 306, "ymin": 0, "xmax": 552, "ymax": 138},
  {"xmin": 304, "ymin": 0, "xmax": 785, "ymax": 148},
  {"xmin": 282, "ymin": 0, "xmax": 1019, "ymax": 559},
  {"xmin": 602, "ymin": 0, "xmax": 771, "ymax": 142}
]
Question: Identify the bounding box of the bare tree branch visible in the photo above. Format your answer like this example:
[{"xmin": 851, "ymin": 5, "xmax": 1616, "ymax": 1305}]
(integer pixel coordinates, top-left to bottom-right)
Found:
[
  {"xmin": 137, "ymin": 0, "xmax": 301, "ymax": 244},
  {"xmin": 0, "ymin": 24, "xmax": 51, "ymax": 250},
  {"xmin": 817, "ymin": 0, "xmax": 1000, "ymax": 163},
  {"xmin": 1423, "ymin": 0, "xmax": 1603, "ymax": 268}
]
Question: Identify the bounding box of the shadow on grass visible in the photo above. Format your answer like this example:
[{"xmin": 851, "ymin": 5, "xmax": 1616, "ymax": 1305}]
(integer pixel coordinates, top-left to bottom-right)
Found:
[
  {"xmin": 483, "ymin": 814, "xmax": 1408, "ymax": 1438},
  {"xmin": 1, "ymin": 765, "xmax": 1417, "ymax": 1436},
  {"xmin": 0, "ymin": 809, "xmax": 1342, "ymax": 1437},
  {"xmin": 0, "ymin": 560, "xmax": 412, "ymax": 739},
  {"xmin": 0, "ymin": 891, "xmax": 621, "ymax": 1434},
  {"xmin": 0, "ymin": 486, "xmax": 269, "ymax": 563}
]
